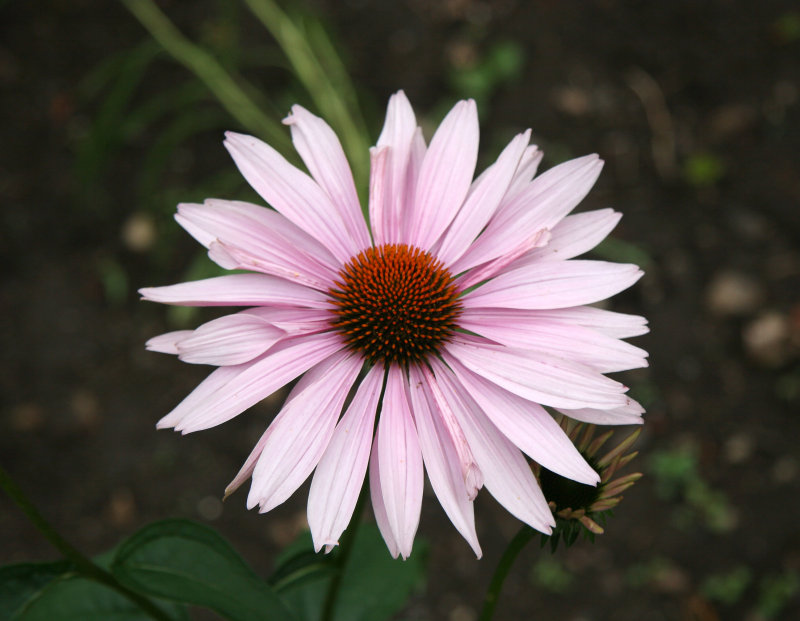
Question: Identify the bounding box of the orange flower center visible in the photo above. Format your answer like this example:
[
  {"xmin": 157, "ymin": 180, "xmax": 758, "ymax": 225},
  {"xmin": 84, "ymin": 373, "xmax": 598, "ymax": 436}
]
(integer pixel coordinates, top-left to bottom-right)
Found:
[{"xmin": 329, "ymin": 244, "xmax": 462, "ymax": 365}]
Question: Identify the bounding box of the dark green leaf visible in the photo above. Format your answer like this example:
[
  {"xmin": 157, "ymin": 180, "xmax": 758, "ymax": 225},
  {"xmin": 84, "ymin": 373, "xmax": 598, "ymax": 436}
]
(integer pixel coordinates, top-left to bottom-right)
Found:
[
  {"xmin": 278, "ymin": 525, "xmax": 427, "ymax": 621},
  {"xmin": 4, "ymin": 571, "xmax": 186, "ymax": 621},
  {"xmin": 269, "ymin": 544, "xmax": 335, "ymax": 592},
  {"xmin": 111, "ymin": 519, "xmax": 297, "ymax": 621},
  {"xmin": 0, "ymin": 560, "xmax": 71, "ymax": 619}
]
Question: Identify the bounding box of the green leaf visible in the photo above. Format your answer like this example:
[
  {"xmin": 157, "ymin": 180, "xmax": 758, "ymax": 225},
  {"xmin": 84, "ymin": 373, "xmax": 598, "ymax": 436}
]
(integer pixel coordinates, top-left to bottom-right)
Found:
[
  {"xmin": 269, "ymin": 544, "xmax": 335, "ymax": 592},
  {"xmin": 0, "ymin": 560, "xmax": 71, "ymax": 619},
  {"xmin": 2, "ymin": 569, "xmax": 187, "ymax": 621},
  {"xmin": 111, "ymin": 519, "xmax": 297, "ymax": 621},
  {"xmin": 277, "ymin": 525, "xmax": 427, "ymax": 621}
]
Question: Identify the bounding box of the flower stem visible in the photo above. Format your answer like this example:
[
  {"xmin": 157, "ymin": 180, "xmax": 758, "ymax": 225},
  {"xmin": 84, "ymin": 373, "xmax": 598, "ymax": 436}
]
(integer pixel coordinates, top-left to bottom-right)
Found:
[
  {"xmin": 478, "ymin": 525, "xmax": 536, "ymax": 621},
  {"xmin": 0, "ymin": 464, "xmax": 174, "ymax": 621}
]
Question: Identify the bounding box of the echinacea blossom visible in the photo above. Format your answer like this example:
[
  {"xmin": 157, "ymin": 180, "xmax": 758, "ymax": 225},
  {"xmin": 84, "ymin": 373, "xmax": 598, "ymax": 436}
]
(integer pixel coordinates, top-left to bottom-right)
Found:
[{"xmin": 141, "ymin": 91, "xmax": 648, "ymax": 560}]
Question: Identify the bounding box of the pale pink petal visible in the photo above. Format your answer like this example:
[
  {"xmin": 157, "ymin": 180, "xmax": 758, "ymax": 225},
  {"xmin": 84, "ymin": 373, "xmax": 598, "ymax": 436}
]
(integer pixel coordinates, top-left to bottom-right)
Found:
[
  {"xmin": 156, "ymin": 364, "xmax": 243, "ymax": 430},
  {"xmin": 496, "ymin": 154, "xmax": 603, "ymax": 230},
  {"xmin": 139, "ymin": 274, "xmax": 329, "ymax": 308},
  {"xmin": 528, "ymin": 306, "xmax": 649, "ymax": 339},
  {"xmin": 176, "ymin": 200, "xmax": 338, "ymax": 289},
  {"xmin": 224, "ymin": 424, "xmax": 274, "ymax": 499},
  {"xmin": 145, "ymin": 331, "xmax": 193, "ymax": 355},
  {"xmin": 407, "ymin": 366, "xmax": 482, "ymax": 558},
  {"xmin": 375, "ymin": 91, "xmax": 418, "ymax": 244},
  {"xmin": 459, "ymin": 310, "xmax": 648, "ymax": 373},
  {"xmin": 407, "ymin": 100, "xmax": 479, "ymax": 249},
  {"xmin": 223, "ymin": 132, "xmax": 360, "ymax": 262},
  {"xmin": 503, "ymin": 145, "xmax": 543, "ymax": 199},
  {"xmin": 426, "ymin": 360, "xmax": 554, "ymax": 533},
  {"xmin": 444, "ymin": 356, "xmax": 599, "ymax": 484},
  {"xmin": 455, "ymin": 228, "xmax": 551, "ymax": 291},
  {"xmin": 436, "ymin": 130, "xmax": 531, "ymax": 266},
  {"xmin": 396, "ymin": 127, "xmax": 427, "ymax": 241},
  {"xmin": 159, "ymin": 331, "xmax": 344, "ymax": 433},
  {"xmin": 368, "ymin": 146, "xmax": 390, "ymax": 245},
  {"xmin": 415, "ymin": 366, "xmax": 482, "ymax": 500},
  {"xmin": 307, "ymin": 365, "xmax": 384, "ymax": 553},
  {"xmin": 246, "ymin": 351, "xmax": 362, "ymax": 512},
  {"xmin": 283, "ymin": 106, "xmax": 370, "ymax": 250},
  {"xmin": 462, "ymin": 260, "xmax": 643, "ymax": 310},
  {"xmin": 176, "ymin": 312, "xmax": 284, "ymax": 366},
  {"xmin": 406, "ymin": 128, "xmax": 427, "ymax": 197},
  {"xmin": 445, "ymin": 335, "xmax": 629, "ymax": 410},
  {"xmin": 243, "ymin": 307, "xmax": 332, "ymax": 336},
  {"xmin": 369, "ymin": 431, "xmax": 399, "ymax": 558},
  {"xmin": 453, "ymin": 155, "xmax": 602, "ymax": 274},
  {"xmin": 557, "ymin": 398, "xmax": 645, "ymax": 426},
  {"xmin": 376, "ymin": 366, "xmax": 424, "ymax": 560},
  {"xmin": 511, "ymin": 208, "xmax": 622, "ymax": 267}
]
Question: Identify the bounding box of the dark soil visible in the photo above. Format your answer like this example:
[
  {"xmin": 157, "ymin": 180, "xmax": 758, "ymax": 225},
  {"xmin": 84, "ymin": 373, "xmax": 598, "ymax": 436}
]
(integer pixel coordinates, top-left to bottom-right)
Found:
[{"xmin": 2, "ymin": 1, "xmax": 799, "ymax": 620}]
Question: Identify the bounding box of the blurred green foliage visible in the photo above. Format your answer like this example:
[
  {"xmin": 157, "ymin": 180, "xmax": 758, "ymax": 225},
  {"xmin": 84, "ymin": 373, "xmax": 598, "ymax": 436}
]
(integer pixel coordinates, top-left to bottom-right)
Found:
[
  {"xmin": 529, "ymin": 557, "xmax": 572, "ymax": 594},
  {"xmin": 683, "ymin": 152, "xmax": 726, "ymax": 187},
  {"xmin": 448, "ymin": 40, "xmax": 524, "ymax": 114},
  {"xmin": 701, "ymin": 565, "xmax": 752, "ymax": 606},
  {"xmin": 648, "ymin": 444, "xmax": 736, "ymax": 534},
  {"xmin": 757, "ymin": 570, "xmax": 800, "ymax": 619}
]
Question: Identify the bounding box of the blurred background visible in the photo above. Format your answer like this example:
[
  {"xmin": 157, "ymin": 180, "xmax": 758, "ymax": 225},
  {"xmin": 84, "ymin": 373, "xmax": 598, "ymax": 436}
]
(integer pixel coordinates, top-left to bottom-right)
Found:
[{"xmin": 1, "ymin": 1, "xmax": 799, "ymax": 619}]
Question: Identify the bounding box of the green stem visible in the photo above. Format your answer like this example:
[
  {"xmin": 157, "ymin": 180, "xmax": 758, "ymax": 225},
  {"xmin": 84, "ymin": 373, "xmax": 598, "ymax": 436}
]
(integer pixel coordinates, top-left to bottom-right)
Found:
[
  {"xmin": 0, "ymin": 464, "xmax": 174, "ymax": 621},
  {"xmin": 478, "ymin": 525, "xmax": 536, "ymax": 621}
]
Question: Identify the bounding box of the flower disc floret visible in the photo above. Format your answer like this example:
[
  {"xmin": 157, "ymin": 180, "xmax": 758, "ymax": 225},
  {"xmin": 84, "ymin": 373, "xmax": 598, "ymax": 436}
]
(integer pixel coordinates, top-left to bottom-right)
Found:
[{"xmin": 329, "ymin": 243, "xmax": 462, "ymax": 365}]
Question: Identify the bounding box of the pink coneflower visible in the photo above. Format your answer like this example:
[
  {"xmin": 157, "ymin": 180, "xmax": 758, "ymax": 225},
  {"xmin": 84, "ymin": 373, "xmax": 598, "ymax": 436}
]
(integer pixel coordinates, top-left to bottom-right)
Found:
[{"xmin": 141, "ymin": 91, "xmax": 648, "ymax": 559}]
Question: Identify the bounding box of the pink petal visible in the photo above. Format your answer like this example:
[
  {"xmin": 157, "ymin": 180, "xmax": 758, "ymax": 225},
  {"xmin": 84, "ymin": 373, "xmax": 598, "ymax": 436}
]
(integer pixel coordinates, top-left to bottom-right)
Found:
[
  {"xmin": 283, "ymin": 106, "xmax": 370, "ymax": 250},
  {"xmin": 455, "ymin": 228, "xmax": 551, "ymax": 291},
  {"xmin": 243, "ymin": 307, "xmax": 333, "ymax": 336},
  {"xmin": 156, "ymin": 364, "xmax": 244, "ymax": 430},
  {"xmin": 459, "ymin": 310, "xmax": 648, "ymax": 373},
  {"xmin": 145, "ymin": 331, "xmax": 193, "ymax": 355},
  {"xmin": 436, "ymin": 130, "xmax": 530, "ymax": 267},
  {"xmin": 376, "ymin": 365, "xmax": 424, "ymax": 560},
  {"xmin": 246, "ymin": 351, "xmax": 362, "ymax": 513},
  {"xmin": 176, "ymin": 200, "xmax": 339, "ymax": 289},
  {"xmin": 416, "ymin": 366, "xmax": 482, "ymax": 500},
  {"xmin": 158, "ymin": 331, "xmax": 344, "ymax": 433},
  {"xmin": 369, "ymin": 431, "xmax": 399, "ymax": 558},
  {"xmin": 224, "ymin": 424, "xmax": 275, "ymax": 499},
  {"xmin": 453, "ymin": 155, "xmax": 602, "ymax": 274},
  {"xmin": 407, "ymin": 366, "xmax": 482, "ymax": 558},
  {"xmin": 514, "ymin": 208, "xmax": 622, "ymax": 265},
  {"xmin": 307, "ymin": 365, "xmax": 384, "ymax": 553},
  {"xmin": 528, "ymin": 306, "xmax": 649, "ymax": 339},
  {"xmin": 462, "ymin": 260, "xmax": 643, "ymax": 310},
  {"xmin": 175, "ymin": 312, "xmax": 284, "ymax": 366},
  {"xmin": 407, "ymin": 99, "xmax": 479, "ymax": 249},
  {"xmin": 426, "ymin": 360, "xmax": 554, "ymax": 533},
  {"xmin": 223, "ymin": 132, "xmax": 362, "ymax": 263},
  {"xmin": 444, "ymin": 356, "xmax": 599, "ymax": 484},
  {"xmin": 557, "ymin": 398, "xmax": 645, "ymax": 426},
  {"xmin": 503, "ymin": 145, "xmax": 543, "ymax": 199},
  {"xmin": 368, "ymin": 146, "xmax": 390, "ymax": 245},
  {"xmin": 375, "ymin": 91, "xmax": 418, "ymax": 245},
  {"xmin": 139, "ymin": 274, "xmax": 329, "ymax": 308},
  {"xmin": 445, "ymin": 335, "xmax": 629, "ymax": 410}
]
